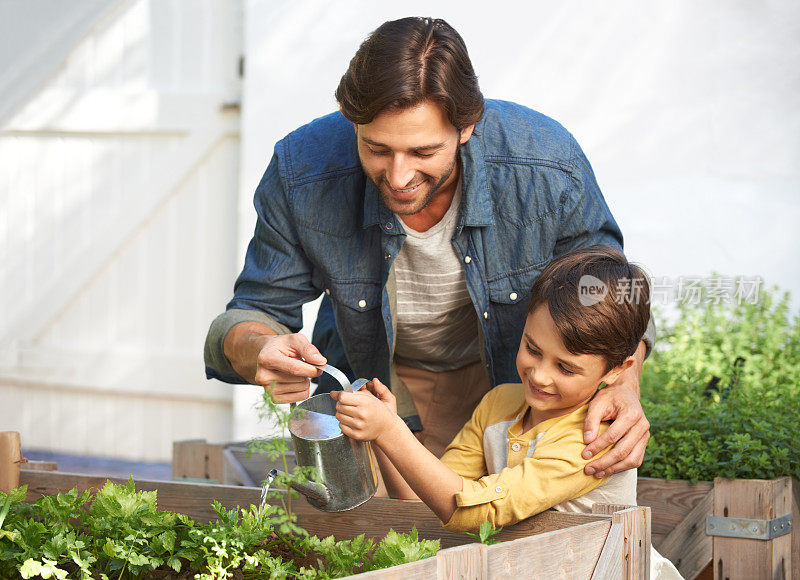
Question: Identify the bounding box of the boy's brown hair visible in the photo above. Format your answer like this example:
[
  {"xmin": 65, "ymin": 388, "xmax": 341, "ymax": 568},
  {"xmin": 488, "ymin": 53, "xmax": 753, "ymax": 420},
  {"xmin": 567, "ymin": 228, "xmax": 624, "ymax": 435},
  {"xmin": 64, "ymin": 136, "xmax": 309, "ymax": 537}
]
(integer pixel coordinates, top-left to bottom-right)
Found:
[{"xmin": 526, "ymin": 246, "xmax": 650, "ymax": 372}]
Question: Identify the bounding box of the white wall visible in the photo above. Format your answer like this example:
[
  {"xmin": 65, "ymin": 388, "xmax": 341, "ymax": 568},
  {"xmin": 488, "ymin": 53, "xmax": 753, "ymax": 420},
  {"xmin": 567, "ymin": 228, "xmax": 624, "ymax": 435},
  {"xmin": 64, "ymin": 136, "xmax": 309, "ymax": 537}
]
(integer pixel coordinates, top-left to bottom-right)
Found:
[
  {"xmin": 232, "ymin": 0, "xmax": 800, "ymax": 438},
  {"xmin": 1, "ymin": 0, "xmax": 244, "ymax": 461}
]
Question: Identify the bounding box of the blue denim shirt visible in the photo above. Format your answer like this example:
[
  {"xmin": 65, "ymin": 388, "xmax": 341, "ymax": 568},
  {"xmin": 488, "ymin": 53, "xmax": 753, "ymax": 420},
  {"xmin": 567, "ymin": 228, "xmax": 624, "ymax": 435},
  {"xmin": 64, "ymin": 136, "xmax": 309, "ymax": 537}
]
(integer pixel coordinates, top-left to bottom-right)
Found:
[{"xmin": 205, "ymin": 100, "xmax": 628, "ymax": 426}]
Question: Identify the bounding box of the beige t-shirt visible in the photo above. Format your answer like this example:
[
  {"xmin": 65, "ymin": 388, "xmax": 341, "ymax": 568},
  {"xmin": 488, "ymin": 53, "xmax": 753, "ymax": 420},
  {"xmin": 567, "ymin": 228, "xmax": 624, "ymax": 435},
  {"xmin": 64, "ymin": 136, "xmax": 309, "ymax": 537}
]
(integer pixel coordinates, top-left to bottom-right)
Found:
[{"xmin": 393, "ymin": 182, "xmax": 482, "ymax": 371}]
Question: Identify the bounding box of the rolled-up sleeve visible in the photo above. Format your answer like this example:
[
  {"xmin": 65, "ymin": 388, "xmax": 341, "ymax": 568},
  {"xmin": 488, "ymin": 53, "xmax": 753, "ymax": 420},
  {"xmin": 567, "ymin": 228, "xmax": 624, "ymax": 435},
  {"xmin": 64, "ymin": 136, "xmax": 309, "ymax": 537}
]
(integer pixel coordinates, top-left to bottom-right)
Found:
[
  {"xmin": 204, "ymin": 308, "xmax": 292, "ymax": 383},
  {"xmin": 441, "ymin": 428, "xmax": 610, "ymax": 533}
]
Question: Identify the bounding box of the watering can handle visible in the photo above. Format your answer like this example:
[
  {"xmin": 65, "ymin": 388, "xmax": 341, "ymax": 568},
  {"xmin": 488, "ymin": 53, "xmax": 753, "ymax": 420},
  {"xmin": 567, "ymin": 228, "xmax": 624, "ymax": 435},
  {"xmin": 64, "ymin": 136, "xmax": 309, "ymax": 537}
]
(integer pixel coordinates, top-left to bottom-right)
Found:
[
  {"xmin": 315, "ymin": 364, "xmax": 370, "ymax": 393},
  {"xmin": 290, "ymin": 364, "xmax": 367, "ymax": 408},
  {"xmin": 316, "ymin": 364, "xmax": 354, "ymax": 392}
]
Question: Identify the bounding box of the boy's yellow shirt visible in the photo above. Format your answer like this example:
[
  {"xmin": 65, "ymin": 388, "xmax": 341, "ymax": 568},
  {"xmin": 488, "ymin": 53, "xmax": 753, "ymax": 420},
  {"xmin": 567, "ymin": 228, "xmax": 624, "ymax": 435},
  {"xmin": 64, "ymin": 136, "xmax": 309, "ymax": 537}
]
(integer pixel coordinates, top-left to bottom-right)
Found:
[{"xmin": 440, "ymin": 382, "xmax": 630, "ymax": 532}]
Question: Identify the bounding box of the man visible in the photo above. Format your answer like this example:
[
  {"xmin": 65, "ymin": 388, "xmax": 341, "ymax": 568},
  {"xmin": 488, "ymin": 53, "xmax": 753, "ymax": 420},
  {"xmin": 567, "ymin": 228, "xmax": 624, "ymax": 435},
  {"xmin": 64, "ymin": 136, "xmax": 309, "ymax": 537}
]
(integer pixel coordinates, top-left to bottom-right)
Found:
[{"xmin": 205, "ymin": 17, "xmax": 653, "ymax": 490}]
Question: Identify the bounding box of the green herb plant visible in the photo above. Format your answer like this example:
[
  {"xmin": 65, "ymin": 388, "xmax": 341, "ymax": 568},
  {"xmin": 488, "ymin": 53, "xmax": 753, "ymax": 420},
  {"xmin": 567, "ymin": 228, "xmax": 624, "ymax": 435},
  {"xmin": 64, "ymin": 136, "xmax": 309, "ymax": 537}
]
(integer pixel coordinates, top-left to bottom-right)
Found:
[
  {"xmin": 0, "ymin": 384, "xmax": 441, "ymax": 578},
  {"xmin": 640, "ymin": 278, "xmax": 800, "ymax": 482},
  {"xmin": 463, "ymin": 522, "xmax": 502, "ymax": 545},
  {"xmin": 0, "ymin": 482, "xmax": 440, "ymax": 579}
]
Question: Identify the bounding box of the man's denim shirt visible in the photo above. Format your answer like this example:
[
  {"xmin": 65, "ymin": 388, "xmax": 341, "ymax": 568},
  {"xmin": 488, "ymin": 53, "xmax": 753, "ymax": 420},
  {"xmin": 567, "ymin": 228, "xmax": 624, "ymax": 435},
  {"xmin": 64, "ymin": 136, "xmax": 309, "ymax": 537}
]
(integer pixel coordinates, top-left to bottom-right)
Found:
[{"xmin": 205, "ymin": 100, "xmax": 645, "ymax": 429}]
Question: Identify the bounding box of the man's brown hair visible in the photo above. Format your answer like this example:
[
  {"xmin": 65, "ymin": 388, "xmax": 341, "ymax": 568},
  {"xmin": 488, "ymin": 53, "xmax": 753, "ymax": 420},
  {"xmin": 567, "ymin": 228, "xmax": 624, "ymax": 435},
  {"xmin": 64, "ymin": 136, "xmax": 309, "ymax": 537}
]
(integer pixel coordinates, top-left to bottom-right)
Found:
[
  {"xmin": 335, "ymin": 17, "xmax": 484, "ymax": 131},
  {"xmin": 526, "ymin": 246, "xmax": 651, "ymax": 372}
]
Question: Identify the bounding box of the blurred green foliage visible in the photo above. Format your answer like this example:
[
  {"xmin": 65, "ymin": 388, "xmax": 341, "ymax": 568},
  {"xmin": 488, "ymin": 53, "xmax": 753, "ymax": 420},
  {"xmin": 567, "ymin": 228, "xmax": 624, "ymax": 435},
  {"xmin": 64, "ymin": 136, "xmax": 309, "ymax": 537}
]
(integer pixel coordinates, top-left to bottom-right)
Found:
[{"xmin": 640, "ymin": 277, "xmax": 800, "ymax": 482}]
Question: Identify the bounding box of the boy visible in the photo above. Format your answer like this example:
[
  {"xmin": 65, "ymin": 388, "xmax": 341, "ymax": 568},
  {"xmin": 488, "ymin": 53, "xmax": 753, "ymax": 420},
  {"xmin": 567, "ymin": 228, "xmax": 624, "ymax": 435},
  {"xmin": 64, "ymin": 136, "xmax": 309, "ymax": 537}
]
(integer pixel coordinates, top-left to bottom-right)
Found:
[{"xmin": 332, "ymin": 245, "xmax": 647, "ymax": 528}]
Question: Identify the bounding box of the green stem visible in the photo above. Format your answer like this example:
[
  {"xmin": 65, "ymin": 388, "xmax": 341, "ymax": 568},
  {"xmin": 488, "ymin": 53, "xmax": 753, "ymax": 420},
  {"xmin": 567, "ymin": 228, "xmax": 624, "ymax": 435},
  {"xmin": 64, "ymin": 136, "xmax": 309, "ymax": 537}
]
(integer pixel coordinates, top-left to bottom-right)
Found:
[
  {"xmin": 281, "ymin": 446, "xmax": 291, "ymax": 515},
  {"xmin": 274, "ymin": 531, "xmax": 305, "ymax": 556},
  {"xmin": 0, "ymin": 494, "xmax": 11, "ymax": 529}
]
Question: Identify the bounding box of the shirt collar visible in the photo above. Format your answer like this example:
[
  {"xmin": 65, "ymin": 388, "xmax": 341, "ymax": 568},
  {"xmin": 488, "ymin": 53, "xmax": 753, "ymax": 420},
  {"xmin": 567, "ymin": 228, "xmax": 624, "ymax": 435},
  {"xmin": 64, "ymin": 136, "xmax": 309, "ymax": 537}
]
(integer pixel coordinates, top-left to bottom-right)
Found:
[
  {"xmin": 458, "ymin": 135, "xmax": 494, "ymax": 227},
  {"xmin": 362, "ymin": 178, "xmax": 394, "ymax": 230},
  {"xmin": 508, "ymin": 403, "xmax": 590, "ymax": 440}
]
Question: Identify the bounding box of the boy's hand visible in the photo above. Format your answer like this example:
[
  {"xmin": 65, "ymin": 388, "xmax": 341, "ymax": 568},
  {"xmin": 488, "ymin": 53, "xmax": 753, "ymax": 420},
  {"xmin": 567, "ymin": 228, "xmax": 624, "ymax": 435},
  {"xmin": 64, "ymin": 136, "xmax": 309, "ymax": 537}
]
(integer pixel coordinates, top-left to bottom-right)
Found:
[{"xmin": 331, "ymin": 378, "xmax": 399, "ymax": 443}]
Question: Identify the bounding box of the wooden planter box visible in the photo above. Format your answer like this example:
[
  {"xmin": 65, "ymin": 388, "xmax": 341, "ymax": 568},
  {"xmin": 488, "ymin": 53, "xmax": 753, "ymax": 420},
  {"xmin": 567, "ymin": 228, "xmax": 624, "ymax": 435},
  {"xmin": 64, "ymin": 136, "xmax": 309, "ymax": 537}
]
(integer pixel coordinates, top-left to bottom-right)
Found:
[
  {"xmin": 173, "ymin": 439, "xmax": 799, "ymax": 580},
  {"xmin": 639, "ymin": 476, "xmax": 799, "ymax": 579},
  {"xmin": 19, "ymin": 469, "xmax": 649, "ymax": 579}
]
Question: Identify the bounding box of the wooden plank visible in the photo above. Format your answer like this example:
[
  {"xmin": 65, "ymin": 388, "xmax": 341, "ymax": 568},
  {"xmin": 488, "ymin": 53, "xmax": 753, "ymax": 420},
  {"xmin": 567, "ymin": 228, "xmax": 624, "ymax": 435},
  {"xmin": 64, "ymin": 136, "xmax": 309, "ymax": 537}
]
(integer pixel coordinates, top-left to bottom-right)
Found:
[
  {"xmin": 20, "ymin": 461, "xmax": 58, "ymax": 472},
  {"xmin": 590, "ymin": 522, "xmax": 624, "ymax": 580},
  {"xmin": 222, "ymin": 447, "xmax": 256, "ymax": 487},
  {"xmin": 172, "ymin": 440, "xmax": 293, "ymax": 486},
  {"xmin": 656, "ymin": 489, "xmax": 713, "ymax": 580},
  {"xmin": 205, "ymin": 443, "xmax": 226, "ymax": 483},
  {"xmin": 695, "ymin": 563, "xmax": 713, "ymax": 579},
  {"xmin": 437, "ymin": 543, "xmax": 487, "ymax": 579},
  {"xmin": 614, "ymin": 507, "xmax": 651, "ymax": 580},
  {"xmin": 793, "ymin": 478, "xmax": 799, "ymax": 580},
  {"xmin": 486, "ymin": 519, "xmax": 611, "ymax": 578},
  {"xmin": 637, "ymin": 477, "xmax": 714, "ymax": 543},
  {"xmin": 18, "ymin": 471, "xmax": 608, "ymax": 550},
  {"xmin": 225, "ymin": 443, "xmax": 295, "ymax": 486},
  {"xmin": 172, "ymin": 440, "xmax": 207, "ymax": 480},
  {"xmin": 172, "ymin": 440, "xmax": 225, "ymax": 482},
  {"xmin": 591, "ymin": 503, "xmax": 637, "ymax": 516},
  {"xmin": 713, "ymin": 477, "xmax": 793, "ymax": 580},
  {"xmin": 346, "ymin": 556, "xmax": 437, "ymax": 579},
  {"xmin": 591, "ymin": 504, "xmax": 651, "ymax": 579},
  {"xmin": 0, "ymin": 431, "xmax": 22, "ymax": 492}
]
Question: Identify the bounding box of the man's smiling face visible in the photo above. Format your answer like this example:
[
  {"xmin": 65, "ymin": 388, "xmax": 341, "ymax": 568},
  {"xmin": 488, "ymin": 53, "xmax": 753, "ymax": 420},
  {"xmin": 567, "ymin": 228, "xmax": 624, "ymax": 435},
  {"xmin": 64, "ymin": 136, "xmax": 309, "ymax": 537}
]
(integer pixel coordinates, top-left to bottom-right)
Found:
[{"xmin": 355, "ymin": 100, "xmax": 473, "ymax": 216}]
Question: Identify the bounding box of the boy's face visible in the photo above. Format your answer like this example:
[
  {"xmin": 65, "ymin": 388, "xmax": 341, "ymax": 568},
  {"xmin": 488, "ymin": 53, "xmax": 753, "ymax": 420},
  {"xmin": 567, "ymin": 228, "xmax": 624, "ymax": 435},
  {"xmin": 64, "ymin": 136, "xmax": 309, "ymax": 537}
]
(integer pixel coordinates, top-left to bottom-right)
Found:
[{"xmin": 516, "ymin": 304, "xmax": 625, "ymax": 424}]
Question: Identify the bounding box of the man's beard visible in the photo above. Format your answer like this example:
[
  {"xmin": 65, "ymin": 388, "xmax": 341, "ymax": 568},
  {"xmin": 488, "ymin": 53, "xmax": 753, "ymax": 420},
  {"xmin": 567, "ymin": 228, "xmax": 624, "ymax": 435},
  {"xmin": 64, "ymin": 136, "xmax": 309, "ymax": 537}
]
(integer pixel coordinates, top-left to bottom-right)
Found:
[{"xmin": 368, "ymin": 154, "xmax": 458, "ymax": 216}]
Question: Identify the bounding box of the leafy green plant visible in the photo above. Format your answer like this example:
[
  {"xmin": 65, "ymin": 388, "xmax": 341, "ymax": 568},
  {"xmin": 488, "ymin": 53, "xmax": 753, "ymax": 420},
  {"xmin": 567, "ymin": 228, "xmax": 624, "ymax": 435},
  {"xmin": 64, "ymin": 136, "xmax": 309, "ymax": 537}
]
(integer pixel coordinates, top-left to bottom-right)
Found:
[
  {"xmin": 463, "ymin": 521, "xmax": 502, "ymax": 545},
  {"xmin": 0, "ymin": 481, "xmax": 440, "ymax": 579},
  {"xmin": 640, "ymin": 278, "xmax": 800, "ymax": 482},
  {"xmin": 369, "ymin": 528, "xmax": 439, "ymax": 570}
]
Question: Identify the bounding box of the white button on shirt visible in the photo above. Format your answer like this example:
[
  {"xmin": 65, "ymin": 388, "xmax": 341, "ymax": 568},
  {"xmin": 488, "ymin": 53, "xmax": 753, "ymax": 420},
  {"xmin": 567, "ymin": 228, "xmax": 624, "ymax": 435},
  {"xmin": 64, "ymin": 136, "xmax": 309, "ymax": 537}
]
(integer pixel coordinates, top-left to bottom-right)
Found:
[
  {"xmin": 358, "ymin": 299, "xmax": 366, "ymax": 308},
  {"xmin": 495, "ymin": 486, "xmax": 503, "ymax": 493},
  {"xmin": 464, "ymin": 256, "xmax": 471, "ymax": 263},
  {"xmin": 510, "ymin": 292, "xmax": 518, "ymax": 301},
  {"xmin": 511, "ymin": 442, "xmax": 522, "ymax": 452}
]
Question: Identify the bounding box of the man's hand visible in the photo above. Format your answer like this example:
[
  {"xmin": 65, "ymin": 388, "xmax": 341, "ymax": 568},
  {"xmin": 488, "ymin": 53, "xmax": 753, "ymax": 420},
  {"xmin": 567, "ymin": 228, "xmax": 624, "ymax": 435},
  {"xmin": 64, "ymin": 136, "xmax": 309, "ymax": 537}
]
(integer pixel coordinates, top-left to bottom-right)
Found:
[
  {"xmin": 224, "ymin": 322, "xmax": 326, "ymax": 403},
  {"xmin": 332, "ymin": 379, "xmax": 399, "ymax": 443},
  {"xmin": 582, "ymin": 341, "xmax": 650, "ymax": 477}
]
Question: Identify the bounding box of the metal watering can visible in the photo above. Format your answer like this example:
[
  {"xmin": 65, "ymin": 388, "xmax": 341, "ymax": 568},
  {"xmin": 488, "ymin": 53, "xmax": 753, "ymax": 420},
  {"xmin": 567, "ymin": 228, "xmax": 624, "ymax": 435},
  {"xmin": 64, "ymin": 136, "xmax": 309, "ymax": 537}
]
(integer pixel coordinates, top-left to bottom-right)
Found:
[{"xmin": 272, "ymin": 364, "xmax": 378, "ymax": 512}]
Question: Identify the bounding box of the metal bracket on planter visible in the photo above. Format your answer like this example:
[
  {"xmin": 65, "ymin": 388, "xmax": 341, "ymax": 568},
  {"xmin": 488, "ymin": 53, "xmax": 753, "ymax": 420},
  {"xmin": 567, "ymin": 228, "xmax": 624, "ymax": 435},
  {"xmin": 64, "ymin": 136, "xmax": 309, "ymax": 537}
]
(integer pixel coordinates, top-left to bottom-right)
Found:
[{"xmin": 706, "ymin": 514, "xmax": 792, "ymax": 540}]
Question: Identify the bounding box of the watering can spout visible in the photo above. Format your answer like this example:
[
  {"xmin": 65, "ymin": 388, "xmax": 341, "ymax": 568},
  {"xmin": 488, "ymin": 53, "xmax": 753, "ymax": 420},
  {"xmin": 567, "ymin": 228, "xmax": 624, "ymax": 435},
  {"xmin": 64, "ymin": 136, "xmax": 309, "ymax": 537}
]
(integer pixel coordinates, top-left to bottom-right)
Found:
[
  {"xmin": 291, "ymin": 480, "xmax": 332, "ymax": 505},
  {"xmin": 271, "ymin": 469, "xmax": 332, "ymax": 506}
]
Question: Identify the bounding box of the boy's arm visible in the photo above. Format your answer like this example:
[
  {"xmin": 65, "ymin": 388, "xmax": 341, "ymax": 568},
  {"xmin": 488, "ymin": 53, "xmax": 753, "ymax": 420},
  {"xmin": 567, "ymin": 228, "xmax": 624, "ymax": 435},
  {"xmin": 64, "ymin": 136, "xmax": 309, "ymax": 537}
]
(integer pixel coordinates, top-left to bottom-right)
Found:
[
  {"xmin": 374, "ymin": 415, "xmax": 463, "ymax": 522},
  {"xmin": 371, "ymin": 444, "xmax": 417, "ymax": 499}
]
